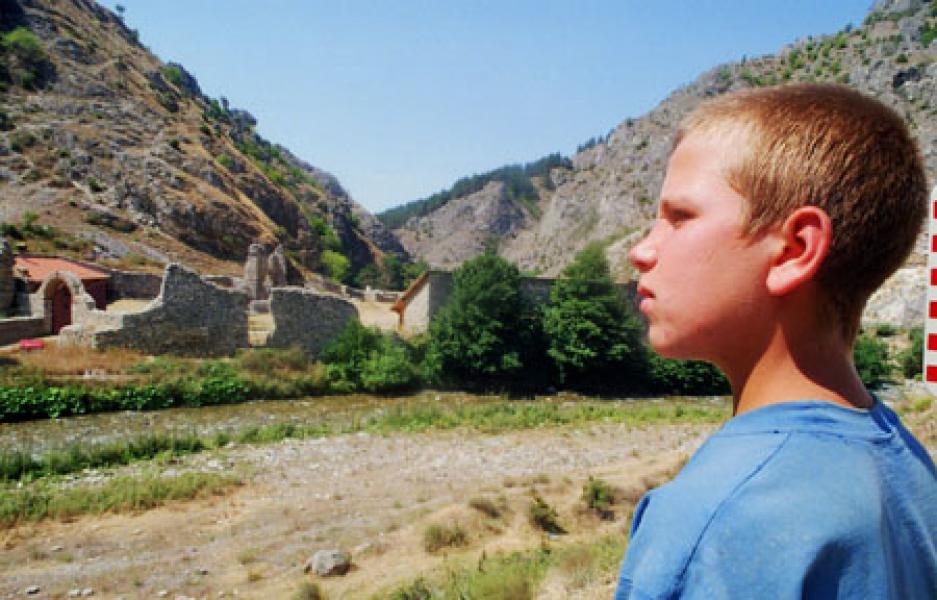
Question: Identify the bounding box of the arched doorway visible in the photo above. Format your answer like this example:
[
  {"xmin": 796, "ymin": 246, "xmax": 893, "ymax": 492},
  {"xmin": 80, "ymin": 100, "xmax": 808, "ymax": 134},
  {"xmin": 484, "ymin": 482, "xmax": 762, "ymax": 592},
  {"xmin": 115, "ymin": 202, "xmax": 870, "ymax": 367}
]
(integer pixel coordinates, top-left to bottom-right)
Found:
[
  {"xmin": 35, "ymin": 271, "xmax": 88, "ymax": 336},
  {"xmin": 50, "ymin": 280, "xmax": 72, "ymax": 334}
]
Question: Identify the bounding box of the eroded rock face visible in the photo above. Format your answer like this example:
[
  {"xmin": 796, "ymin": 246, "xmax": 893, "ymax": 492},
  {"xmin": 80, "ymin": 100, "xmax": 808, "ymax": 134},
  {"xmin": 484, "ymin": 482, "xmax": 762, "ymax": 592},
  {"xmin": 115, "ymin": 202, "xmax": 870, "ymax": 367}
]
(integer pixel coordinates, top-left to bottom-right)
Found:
[
  {"xmin": 394, "ymin": 1, "xmax": 937, "ymax": 282},
  {"xmin": 863, "ymin": 266, "xmax": 926, "ymax": 329},
  {"xmin": 266, "ymin": 288, "xmax": 358, "ymax": 358}
]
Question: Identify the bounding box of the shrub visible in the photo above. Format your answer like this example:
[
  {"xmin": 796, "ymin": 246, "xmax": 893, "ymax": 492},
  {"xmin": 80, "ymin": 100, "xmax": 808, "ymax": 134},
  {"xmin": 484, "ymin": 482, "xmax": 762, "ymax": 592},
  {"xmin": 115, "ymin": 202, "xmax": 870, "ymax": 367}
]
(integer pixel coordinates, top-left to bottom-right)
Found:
[
  {"xmin": 216, "ymin": 153, "xmax": 234, "ymax": 169},
  {"xmin": 321, "ymin": 321, "xmax": 420, "ymax": 393},
  {"xmin": 644, "ymin": 353, "xmax": 730, "ymax": 396},
  {"xmin": 899, "ymin": 327, "xmax": 923, "ymax": 379},
  {"xmin": 423, "ymin": 521, "xmax": 468, "ymax": 553},
  {"xmin": 528, "ymin": 492, "xmax": 564, "ymax": 534},
  {"xmin": 292, "ymin": 581, "xmax": 324, "ymax": 600},
  {"xmin": 581, "ymin": 476, "xmax": 616, "ymax": 519},
  {"xmin": 320, "ymin": 250, "xmax": 349, "ymax": 282},
  {"xmin": 9, "ymin": 130, "xmax": 36, "ymax": 153},
  {"xmin": 387, "ymin": 579, "xmax": 433, "ymax": 600},
  {"xmin": 468, "ymin": 496, "xmax": 501, "ymax": 518},
  {"xmin": 853, "ymin": 332, "xmax": 893, "ymax": 388},
  {"xmin": 162, "ymin": 65, "xmax": 183, "ymax": 87}
]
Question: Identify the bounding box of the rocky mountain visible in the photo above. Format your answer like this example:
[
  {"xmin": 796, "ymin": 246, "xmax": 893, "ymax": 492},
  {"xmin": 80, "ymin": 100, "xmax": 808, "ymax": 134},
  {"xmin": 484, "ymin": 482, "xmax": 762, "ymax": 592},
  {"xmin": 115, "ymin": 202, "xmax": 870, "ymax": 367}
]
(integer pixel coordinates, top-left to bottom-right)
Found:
[
  {"xmin": 389, "ymin": 0, "xmax": 937, "ymax": 290},
  {"xmin": 0, "ymin": 0, "xmax": 405, "ymax": 279}
]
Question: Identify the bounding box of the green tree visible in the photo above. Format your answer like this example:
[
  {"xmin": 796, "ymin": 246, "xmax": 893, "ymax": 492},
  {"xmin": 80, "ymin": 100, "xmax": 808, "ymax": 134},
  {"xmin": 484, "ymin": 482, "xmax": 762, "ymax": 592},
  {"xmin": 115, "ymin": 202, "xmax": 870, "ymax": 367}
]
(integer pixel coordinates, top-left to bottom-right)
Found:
[
  {"xmin": 853, "ymin": 332, "xmax": 893, "ymax": 388},
  {"xmin": 542, "ymin": 243, "xmax": 644, "ymax": 388},
  {"xmin": 320, "ymin": 250, "xmax": 349, "ymax": 282},
  {"xmin": 425, "ymin": 254, "xmax": 545, "ymax": 388}
]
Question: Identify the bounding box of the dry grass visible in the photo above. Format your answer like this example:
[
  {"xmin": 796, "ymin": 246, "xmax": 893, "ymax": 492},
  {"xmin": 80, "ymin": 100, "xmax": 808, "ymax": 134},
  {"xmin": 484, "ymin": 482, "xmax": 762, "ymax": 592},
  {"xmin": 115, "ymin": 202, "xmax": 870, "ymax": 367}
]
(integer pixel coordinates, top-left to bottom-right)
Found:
[{"xmin": 10, "ymin": 341, "xmax": 146, "ymax": 376}]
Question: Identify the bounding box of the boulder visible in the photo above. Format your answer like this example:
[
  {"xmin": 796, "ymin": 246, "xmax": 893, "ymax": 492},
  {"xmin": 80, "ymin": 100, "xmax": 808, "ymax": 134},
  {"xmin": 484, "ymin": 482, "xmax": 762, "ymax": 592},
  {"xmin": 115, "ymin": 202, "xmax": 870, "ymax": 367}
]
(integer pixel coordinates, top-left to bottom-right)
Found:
[{"xmin": 304, "ymin": 549, "xmax": 351, "ymax": 577}]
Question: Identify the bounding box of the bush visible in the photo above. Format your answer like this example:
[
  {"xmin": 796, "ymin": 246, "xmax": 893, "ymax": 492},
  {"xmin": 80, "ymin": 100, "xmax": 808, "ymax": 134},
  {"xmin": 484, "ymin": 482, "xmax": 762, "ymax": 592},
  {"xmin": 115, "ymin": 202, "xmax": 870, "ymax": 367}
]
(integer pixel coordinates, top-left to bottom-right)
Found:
[
  {"xmin": 468, "ymin": 496, "xmax": 502, "ymax": 518},
  {"xmin": 899, "ymin": 327, "xmax": 923, "ymax": 380},
  {"xmin": 581, "ymin": 476, "xmax": 616, "ymax": 519},
  {"xmin": 320, "ymin": 250, "xmax": 349, "ymax": 282},
  {"xmin": 292, "ymin": 581, "xmax": 324, "ymax": 600},
  {"xmin": 2, "ymin": 27, "xmax": 48, "ymax": 88},
  {"xmin": 528, "ymin": 492, "xmax": 564, "ymax": 534},
  {"xmin": 853, "ymin": 332, "xmax": 893, "ymax": 388},
  {"xmin": 644, "ymin": 354, "xmax": 730, "ymax": 396},
  {"xmin": 423, "ymin": 521, "xmax": 468, "ymax": 553},
  {"xmin": 321, "ymin": 321, "xmax": 420, "ymax": 393}
]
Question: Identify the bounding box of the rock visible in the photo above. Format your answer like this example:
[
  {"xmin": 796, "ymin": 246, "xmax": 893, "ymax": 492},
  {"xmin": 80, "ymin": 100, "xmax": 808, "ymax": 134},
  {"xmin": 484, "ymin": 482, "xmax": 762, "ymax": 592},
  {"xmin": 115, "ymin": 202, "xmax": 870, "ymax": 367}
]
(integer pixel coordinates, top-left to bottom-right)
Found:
[
  {"xmin": 25, "ymin": 586, "xmax": 40, "ymax": 595},
  {"xmin": 81, "ymin": 589, "xmax": 94, "ymax": 597},
  {"xmin": 158, "ymin": 591, "xmax": 168, "ymax": 598},
  {"xmin": 68, "ymin": 590, "xmax": 80, "ymax": 598},
  {"xmin": 304, "ymin": 549, "xmax": 351, "ymax": 577}
]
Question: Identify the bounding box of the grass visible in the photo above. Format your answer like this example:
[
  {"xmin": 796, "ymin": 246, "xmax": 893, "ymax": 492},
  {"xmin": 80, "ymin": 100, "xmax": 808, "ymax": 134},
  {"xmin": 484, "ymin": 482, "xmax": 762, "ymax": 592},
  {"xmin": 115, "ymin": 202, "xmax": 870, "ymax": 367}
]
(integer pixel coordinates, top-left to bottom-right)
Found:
[
  {"xmin": 383, "ymin": 534, "xmax": 627, "ymax": 599},
  {"xmin": 528, "ymin": 492, "xmax": 565, "ymax": 534},
  {"xmin": 423, "ymin": 521, "xmax": 469, "ymax": 553},
  {"xmin": 581, "ymin": 476, "xmax": 619, "ymax": 519},
  {"xmin": 293, "ymin": 581, "xmax": 325, "ymax": 600},
  {"xmin": 0, "ymin": 471, "xmax": 241, "ymax": 527},
  {"xmin": 2, "ymin": 398, "xmax": 722, "ymax": 483}
]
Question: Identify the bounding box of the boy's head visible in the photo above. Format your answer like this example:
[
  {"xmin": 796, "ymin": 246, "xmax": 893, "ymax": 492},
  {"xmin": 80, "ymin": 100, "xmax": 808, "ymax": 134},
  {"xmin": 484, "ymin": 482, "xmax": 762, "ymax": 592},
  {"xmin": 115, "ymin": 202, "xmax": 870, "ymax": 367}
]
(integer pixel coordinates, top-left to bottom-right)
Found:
[{"xmin": 672, "ymin": 83, "xmax": 927, "ymax": 341}]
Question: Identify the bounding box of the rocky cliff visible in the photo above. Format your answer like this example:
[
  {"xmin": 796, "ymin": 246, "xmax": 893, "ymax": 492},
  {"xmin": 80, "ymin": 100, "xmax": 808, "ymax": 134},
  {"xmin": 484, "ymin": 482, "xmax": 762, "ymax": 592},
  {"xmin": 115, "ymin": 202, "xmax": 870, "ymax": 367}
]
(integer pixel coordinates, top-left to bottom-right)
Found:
[
  {"xmin": 392, "ymin": 0, "xmax": 937, "ymax": 298},
  {"xmin": 0, "ymin": 0, "xmax": 404, "ymax": 278}
]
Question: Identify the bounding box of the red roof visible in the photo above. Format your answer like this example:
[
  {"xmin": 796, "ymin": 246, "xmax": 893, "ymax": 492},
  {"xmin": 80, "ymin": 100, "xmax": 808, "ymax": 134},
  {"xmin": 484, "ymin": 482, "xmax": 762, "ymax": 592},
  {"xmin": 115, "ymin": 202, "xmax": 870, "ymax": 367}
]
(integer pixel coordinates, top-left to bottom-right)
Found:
[{"xmin": 14, "ymin": 256, "xmax": 110, "ymax": 284}]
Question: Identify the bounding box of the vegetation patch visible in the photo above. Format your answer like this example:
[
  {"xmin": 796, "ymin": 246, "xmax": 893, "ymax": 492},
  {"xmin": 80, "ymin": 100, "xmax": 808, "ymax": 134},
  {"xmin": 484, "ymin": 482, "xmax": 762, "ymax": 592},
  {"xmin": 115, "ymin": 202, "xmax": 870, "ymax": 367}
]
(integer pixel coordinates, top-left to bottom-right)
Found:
[
  {"xmin": 423, "ymin": 521, "xmax": 469, "ymax": 553},
  {"xmin": 0, "ymin": 471, "xmax": 241, "ymax": 527}
]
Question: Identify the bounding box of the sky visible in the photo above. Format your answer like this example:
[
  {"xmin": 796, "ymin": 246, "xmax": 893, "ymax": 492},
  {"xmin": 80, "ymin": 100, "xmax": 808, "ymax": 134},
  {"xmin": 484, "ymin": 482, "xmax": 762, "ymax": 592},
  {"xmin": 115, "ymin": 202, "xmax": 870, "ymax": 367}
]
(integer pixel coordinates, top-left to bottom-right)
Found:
[{"xmin": 103, "ymin": 1, "xmax": 872, "ymax": 214}]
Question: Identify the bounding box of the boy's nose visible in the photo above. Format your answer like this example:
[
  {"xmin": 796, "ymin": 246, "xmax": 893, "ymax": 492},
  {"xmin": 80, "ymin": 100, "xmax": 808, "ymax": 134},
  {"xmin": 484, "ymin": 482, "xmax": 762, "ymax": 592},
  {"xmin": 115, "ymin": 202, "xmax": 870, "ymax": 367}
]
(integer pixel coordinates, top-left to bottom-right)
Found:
[{"xmin": 629, "ymin": 233, "xmax": 657, "ymax": 273}]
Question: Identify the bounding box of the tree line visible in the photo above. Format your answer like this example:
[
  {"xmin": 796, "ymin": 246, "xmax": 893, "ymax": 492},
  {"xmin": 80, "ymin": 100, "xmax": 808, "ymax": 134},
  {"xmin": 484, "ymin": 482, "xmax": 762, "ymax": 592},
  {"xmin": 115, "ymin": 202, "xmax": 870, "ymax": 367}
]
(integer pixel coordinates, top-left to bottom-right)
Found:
[{"xmin": 376, "ymin": 153, "xmax": 573, "ymax": 230}]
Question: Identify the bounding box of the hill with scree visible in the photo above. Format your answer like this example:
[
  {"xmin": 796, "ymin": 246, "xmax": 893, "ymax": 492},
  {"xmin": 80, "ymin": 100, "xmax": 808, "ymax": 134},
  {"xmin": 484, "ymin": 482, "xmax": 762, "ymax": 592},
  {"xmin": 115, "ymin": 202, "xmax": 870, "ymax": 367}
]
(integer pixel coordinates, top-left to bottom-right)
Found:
[
  {"xmin": 0, "ymin": 0, "xmax": 405, "ymax": 281},
  {"xmin": 383, "ymin": 0, "xmax": 937, "ymax": 326}
]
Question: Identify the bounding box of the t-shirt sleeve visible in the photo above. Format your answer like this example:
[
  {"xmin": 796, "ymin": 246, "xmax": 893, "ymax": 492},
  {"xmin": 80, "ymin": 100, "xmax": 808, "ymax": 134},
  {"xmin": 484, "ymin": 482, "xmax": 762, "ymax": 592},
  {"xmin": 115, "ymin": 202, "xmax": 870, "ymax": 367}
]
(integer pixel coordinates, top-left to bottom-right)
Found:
[{"xmin": 613, "ymin": 433, "xmax": 792, "ymax": 599}]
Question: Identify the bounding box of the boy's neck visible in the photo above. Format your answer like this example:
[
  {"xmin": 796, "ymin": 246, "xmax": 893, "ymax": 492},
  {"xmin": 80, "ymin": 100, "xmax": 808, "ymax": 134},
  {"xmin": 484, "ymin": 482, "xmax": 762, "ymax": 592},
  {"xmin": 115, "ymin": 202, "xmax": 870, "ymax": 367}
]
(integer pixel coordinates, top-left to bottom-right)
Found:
[{"xmin": 727, "ymin": 326, "xmax": 873, "ymax": 417}]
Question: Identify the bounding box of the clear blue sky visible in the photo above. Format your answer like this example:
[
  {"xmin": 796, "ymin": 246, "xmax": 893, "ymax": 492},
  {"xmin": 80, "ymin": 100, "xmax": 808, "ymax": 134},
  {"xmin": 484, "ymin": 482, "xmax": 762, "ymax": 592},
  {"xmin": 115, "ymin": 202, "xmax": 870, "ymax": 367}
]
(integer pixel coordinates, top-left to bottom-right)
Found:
[{"xmin": 104, "ymin": 1, "xmax": 871, "ymax": 214}]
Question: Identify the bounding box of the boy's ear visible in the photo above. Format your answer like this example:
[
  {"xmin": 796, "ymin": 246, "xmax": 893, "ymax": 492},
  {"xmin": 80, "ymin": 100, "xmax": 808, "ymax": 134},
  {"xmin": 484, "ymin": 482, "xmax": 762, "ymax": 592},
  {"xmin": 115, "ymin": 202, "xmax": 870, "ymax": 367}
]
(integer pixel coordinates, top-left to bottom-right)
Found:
[{"xmin": 765, "ymin": 206, "xmax": 832, "ymax": 296}]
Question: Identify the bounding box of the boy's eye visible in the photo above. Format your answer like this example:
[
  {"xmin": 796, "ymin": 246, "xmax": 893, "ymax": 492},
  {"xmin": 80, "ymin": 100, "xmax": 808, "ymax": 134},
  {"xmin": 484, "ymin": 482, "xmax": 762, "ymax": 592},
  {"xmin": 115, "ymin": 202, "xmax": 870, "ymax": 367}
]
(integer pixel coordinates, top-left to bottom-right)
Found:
[{"xmin": 667, "ymin": 209, "xmax": 693, "ymax": 224}]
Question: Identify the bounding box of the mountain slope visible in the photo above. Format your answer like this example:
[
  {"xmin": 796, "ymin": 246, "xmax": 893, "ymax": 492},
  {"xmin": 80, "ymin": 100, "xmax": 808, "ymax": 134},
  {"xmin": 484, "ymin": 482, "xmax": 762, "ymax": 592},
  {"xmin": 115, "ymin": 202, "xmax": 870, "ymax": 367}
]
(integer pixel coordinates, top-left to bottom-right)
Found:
[
  {"xmin": 390, "ymin": 0, "xmax": 937, "ymax": 282},
  {"xmin": 0, "ymin": 0, "xmax": 404, "ymax": 278}
]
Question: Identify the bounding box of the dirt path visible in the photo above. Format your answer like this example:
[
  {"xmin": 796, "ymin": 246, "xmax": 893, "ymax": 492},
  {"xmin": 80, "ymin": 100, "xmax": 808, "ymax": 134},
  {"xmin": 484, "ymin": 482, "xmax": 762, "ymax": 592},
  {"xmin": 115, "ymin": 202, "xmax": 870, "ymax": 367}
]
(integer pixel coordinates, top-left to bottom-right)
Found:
[{"xmin": 1, "ymin": 422, "xmax": 714, "ymax": 599}]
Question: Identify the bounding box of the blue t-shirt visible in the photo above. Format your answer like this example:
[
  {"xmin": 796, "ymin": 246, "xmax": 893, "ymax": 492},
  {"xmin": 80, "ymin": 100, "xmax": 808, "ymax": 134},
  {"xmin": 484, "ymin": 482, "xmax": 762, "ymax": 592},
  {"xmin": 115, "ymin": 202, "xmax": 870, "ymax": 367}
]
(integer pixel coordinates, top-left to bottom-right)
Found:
[{"xmin": 614, "ymin": 400, "xmax": 937, "ymax": 599}]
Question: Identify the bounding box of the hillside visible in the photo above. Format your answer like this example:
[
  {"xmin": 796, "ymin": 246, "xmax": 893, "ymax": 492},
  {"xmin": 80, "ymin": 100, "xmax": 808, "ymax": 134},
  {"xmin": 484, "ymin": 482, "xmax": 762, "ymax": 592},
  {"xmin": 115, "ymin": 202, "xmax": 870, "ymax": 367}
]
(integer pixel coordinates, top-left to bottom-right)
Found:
[
  {"xmin": 0, "ymin": 0, "xmax": 405, "ymax": 279},
  {"xmin": 389, "ymin": 0, "xmax": 937, "ymax": 285}
]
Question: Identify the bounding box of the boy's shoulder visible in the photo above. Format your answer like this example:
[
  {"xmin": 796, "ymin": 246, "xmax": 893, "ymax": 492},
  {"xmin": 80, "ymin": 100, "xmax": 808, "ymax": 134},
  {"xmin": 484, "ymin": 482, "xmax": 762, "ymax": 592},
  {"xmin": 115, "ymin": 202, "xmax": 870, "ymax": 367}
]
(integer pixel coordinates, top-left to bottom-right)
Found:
[{"xmin": 616, "ymin": 401, "xmax": 937, "ymax": 599}]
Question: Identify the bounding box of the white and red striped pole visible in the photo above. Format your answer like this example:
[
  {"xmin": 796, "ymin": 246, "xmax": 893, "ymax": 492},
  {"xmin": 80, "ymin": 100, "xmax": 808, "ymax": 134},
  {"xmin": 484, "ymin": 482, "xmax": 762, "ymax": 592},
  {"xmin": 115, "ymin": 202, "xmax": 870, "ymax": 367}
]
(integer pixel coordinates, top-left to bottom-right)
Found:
[{"xmin": 925, "ymin": 185, "xmax": 937, "ymax": 391}]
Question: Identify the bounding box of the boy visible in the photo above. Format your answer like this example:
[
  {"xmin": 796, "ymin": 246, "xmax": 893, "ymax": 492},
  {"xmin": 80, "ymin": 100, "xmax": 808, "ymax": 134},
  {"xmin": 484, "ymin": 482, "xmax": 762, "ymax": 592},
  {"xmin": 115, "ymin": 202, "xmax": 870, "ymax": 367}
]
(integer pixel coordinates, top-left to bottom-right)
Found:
[{"xmin": 616, "ymin": 84, "xmax": 937, "ymax": 598}]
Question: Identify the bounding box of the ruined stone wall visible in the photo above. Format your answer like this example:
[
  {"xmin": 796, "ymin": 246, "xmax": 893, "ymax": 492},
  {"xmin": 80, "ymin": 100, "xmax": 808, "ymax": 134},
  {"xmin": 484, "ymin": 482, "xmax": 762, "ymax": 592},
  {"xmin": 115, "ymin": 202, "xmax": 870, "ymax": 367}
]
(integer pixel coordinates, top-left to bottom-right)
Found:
[
  {"xmin": 106, "ymin": 270, "xmax": 163, "ymax": 301},
  {"xmin": 266, "ymin": 287, "xmax": 358, "ymax": 357},
  {"xmin": 0, "ymin": 316, "xmax": 45, "ymax": 345},
  {"xmin": 87, "ymin": 263, "xmax": 248, "ymax": 356},
  {"xmin": 0, "ymin": 239, "xmax": 13, "ymax": 311}
]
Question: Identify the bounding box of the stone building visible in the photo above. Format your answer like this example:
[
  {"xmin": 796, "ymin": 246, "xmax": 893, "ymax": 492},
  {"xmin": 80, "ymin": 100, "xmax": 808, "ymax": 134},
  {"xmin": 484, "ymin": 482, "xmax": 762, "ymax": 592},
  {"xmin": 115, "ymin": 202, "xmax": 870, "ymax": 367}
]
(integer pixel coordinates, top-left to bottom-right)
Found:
[{"xmin": 391, "ymin": 269, "xmax": 639, "ymax": 335}]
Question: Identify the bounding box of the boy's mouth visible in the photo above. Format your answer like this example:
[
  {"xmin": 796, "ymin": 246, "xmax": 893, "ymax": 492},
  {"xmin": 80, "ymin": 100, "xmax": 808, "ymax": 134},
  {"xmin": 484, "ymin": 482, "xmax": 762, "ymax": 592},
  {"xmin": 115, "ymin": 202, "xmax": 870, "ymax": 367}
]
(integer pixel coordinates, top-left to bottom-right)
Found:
[{"xmin": 637, "ymin": 283, "xmax": 655, "ymax": 313}]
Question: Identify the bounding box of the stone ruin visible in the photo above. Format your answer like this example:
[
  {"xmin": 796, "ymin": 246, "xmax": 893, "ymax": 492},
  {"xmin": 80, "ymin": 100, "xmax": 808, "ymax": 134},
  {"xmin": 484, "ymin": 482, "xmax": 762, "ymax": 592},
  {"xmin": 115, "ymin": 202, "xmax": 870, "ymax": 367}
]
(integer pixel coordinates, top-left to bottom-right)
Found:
[
  {"xmin": 57, "ymin": 261, "xmax": 359, "ymax": 358},
  {"xmin": 0, "ymin": 238, "xmax": 13, "ymax": 312},
  {"xmin": 267, "ymin": 286, "xmax": 358, "ymax": 356},
  {"xmin": 243, "ymin": 243, "xmax": 268, "ymax": 301},
  {"xmin": 243, "ymin": 243, "xmax": 289, "ymax": 302},
  {"xmin": 62, "ymin": 263, "xmax": 250, "ymax": 356}
]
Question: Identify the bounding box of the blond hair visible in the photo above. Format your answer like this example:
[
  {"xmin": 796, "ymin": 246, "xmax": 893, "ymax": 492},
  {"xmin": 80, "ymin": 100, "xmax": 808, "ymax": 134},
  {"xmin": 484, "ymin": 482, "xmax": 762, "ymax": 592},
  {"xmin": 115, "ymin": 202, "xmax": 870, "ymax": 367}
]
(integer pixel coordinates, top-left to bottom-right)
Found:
[{"xmin": 675, "ymin": 84, "xmax": 927, "ymax": 340}]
